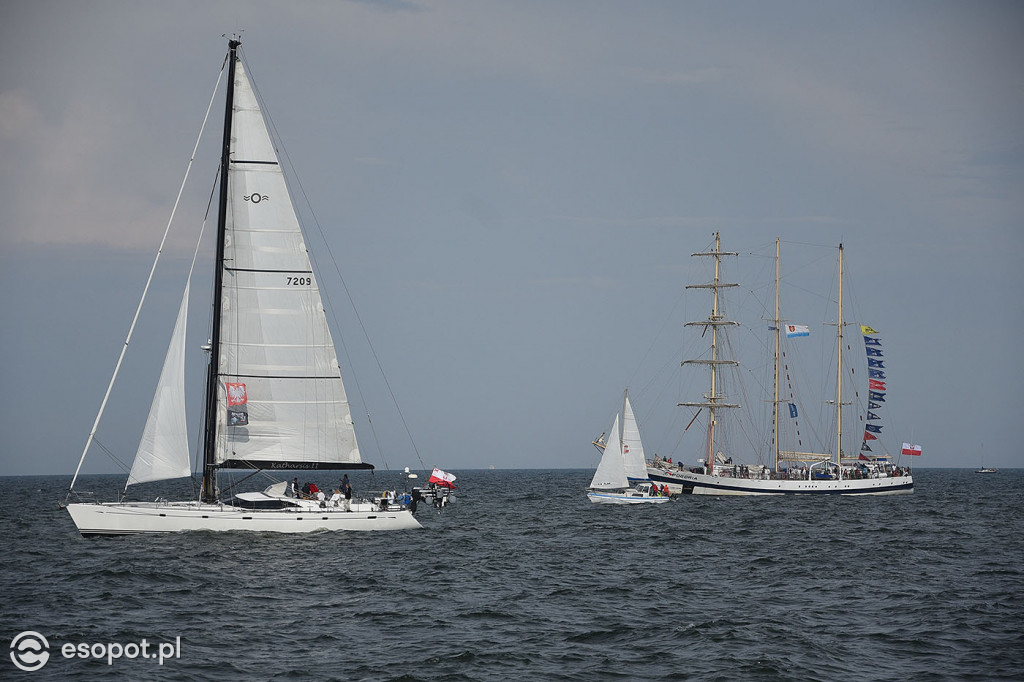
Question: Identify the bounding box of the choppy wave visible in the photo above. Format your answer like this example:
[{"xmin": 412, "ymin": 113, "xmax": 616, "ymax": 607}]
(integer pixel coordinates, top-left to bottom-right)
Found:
[{"xmin": 2, "ymin": 469, "xmax": 1022, "ymax": 680}]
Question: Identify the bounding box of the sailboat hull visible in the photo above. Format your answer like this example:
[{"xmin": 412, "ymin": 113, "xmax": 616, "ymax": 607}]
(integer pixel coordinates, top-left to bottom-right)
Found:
[
  {"xmin": 587, "ymin": 491, "xmax": 671, "ymax": 504},
  {"xmin": 67, "ymin": 501, "xmax": 421, "ymax": 536},
  {"xmin": 648, "ymin": 468, "xmax": 913, "ymax": 496}
]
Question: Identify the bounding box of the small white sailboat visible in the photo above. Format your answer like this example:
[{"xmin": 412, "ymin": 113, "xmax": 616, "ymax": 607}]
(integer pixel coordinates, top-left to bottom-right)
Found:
[
  {"xmin": 975, "ymin": 445, "xmax": 997, "ymax": 474},
  {"xmin": 63, "ymin": 39, "xmax": 420, "ymax": 534},
  {"xmin": 647, "ymin": 234, "xmax": 915, "ymax": 496},
  {"xmin": 588, "ymin": 393, "xmax": 670, "ymax": 504}
]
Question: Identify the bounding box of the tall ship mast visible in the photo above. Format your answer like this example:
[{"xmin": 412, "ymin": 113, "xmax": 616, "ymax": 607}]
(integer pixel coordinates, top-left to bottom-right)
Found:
[
  {"xmin": 647, "ymin": 235, "xmax": 915, "ymax": 496},
  {"xmin": 679, "ymin": 232, "xmax": 740, "ymax": 475}
]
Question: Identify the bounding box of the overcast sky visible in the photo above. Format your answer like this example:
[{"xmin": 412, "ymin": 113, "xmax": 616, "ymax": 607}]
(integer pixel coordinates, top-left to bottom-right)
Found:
[{"xmin": 1, "ymin": 0, "xmax": 1022, "ymax": 478}]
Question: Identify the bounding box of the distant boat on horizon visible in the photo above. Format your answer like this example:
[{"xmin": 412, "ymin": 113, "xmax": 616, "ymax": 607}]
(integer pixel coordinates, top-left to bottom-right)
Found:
[{"xmin": 975, "ymin": 444, "xmax": 997, "ymax": 474}]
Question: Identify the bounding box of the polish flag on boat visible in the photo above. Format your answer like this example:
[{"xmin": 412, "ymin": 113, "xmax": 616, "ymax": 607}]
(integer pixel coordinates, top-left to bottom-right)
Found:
[
  {"xmin": 901, "ymin": 443, "xmax": 922, "ymax": 456},
  {"xmin": 226, "ymin": 382, "xmax": 247, "ymax": 406},
  {"xmin": 428, "ymin": 467, "xmax": 458, "ymax": 488}
]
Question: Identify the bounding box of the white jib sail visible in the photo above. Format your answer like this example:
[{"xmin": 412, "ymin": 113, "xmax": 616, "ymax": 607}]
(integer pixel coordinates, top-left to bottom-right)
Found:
[
  {"xmin": 590, "ymin": 414, "xmax": 628, "ymax": 490},
  {"xmin": 128, "ymin": 282, "xmax": 192, "ymax": 486},
  {"xmin": 621, "ymin": 396, "xmax": 648, "ymax": 480},
  {"xmin": 215, "ymin": 57, "xmax": 359, "ymax": 467}
]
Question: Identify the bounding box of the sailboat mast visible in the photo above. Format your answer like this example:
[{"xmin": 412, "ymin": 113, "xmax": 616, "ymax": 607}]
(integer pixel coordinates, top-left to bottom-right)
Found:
[
  {"xmin": 622, "ymin": 388, "xmax": 629, "ymax": 454},
  {"xmin": 835, "ymin": 243, "xmax": 844, "ymax": 477},
  {"xmin": 773, "ymin": 238, "xmax": 781, "ymax": 472},
  {"xmin": 201, "ymin": 38, "xmax": 240, "ymax": 503}
]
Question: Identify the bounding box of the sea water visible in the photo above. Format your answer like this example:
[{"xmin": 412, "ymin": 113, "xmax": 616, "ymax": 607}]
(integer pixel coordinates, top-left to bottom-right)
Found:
[{"xmin": 1, "ymin": 469, "xmax": 1021, "ymax": 680}]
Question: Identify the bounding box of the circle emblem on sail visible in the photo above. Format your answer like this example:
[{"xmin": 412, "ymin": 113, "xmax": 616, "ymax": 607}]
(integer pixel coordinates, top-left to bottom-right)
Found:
[{"xmin": 243, "ymin": 193, "xmax": 268, "ymax": 203}]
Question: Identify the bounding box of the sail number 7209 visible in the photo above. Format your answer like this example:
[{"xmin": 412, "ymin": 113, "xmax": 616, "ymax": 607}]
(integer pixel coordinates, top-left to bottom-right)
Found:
[{"xmin": 286, "ymin": 276, "xmax": 312, "ymax": 286}]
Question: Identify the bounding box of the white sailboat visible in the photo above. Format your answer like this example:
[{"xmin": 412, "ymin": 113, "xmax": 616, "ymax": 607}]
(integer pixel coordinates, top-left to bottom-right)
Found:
[
  {"xmin": 647, "ymin": 234, "xmax": 915, "ymax": 496},
  {"xmin": 975, "ymin": 445, "xmax": 997, "ymax": 474},
  {"xmin": 588, "ymin": 392, "xmax": 669, "ymax": 504},
  {"xmin": 63, "ymin": 39, "xmax": 420, "ymax": 534}
]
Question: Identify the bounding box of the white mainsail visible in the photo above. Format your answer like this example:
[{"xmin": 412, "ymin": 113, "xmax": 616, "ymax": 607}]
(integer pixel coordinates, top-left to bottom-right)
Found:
[
  {"xmin": 590, "ymin": 414, "xmax": 628, "ymax": 490},
  {"xmin": 127, "ymin": 282, "xmax": 192, "ymax": 485},
  {"xmin": 215, "ymin": 59, "xmax": 360, "ymax": 469},
  {"xmin": 621, "ymin": 395, "xmax": 648, "ymax": 480}
]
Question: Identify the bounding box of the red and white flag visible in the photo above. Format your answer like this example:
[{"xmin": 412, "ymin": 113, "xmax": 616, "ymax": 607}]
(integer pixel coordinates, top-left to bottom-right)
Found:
[
  {"xmin": 428, "ymin": 467, "xmax": 457, "ymax": 488},
  {"xmin": 226, "ymin": 382, "xmax": 248, "ymax": 406},
  {"xmin": 901, "ymin": 442, "xmax": 922, "ymax": 456}
]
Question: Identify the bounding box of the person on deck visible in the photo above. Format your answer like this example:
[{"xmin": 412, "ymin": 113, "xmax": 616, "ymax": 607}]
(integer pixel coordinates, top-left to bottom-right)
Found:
[
  {"xmin": 343, "ymin": 481, "xmax": 352, "ymax": 512},
  {"xmin": 329, "ymin": 489, "xmax": 342, "ymax": 508}
]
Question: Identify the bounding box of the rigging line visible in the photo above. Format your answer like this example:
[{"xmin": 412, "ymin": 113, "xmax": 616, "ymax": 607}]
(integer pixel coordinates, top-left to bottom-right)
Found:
[
  {"xmin": 91, "ymin": 438, "xmax": 132, "ymax": 475},
  {"xmin": 68, "ymin": 56, "xmax": 228, "ymax": 496},
  {"xmin": 241, "ymin": 51, "xmax": 425, "ymax": 473},
  {"xmin": 627, "ymin": 282, "xmax": 687, "ymax": 398}
]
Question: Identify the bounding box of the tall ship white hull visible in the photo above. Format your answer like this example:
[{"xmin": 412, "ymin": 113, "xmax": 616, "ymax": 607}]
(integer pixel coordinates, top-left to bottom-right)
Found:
[{"xmin": 648, "ymin": 467, "xmax": 913, "ymax": 496}]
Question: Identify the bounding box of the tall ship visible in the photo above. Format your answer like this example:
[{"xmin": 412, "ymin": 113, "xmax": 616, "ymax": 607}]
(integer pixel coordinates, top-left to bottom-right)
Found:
[{"xmin": 648, "ymin": 234, "xmax": 916, "ymax": 495}]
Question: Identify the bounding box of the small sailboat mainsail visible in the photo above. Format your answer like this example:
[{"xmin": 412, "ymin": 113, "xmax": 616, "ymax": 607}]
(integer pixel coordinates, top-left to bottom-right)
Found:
[
  {"xmin": 64, "ymin": 39, "xmax": 420, "ymax": 534},
  {"xmin": 621, "ymin": 394, "xmax": 651, "ymax": 483}
]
